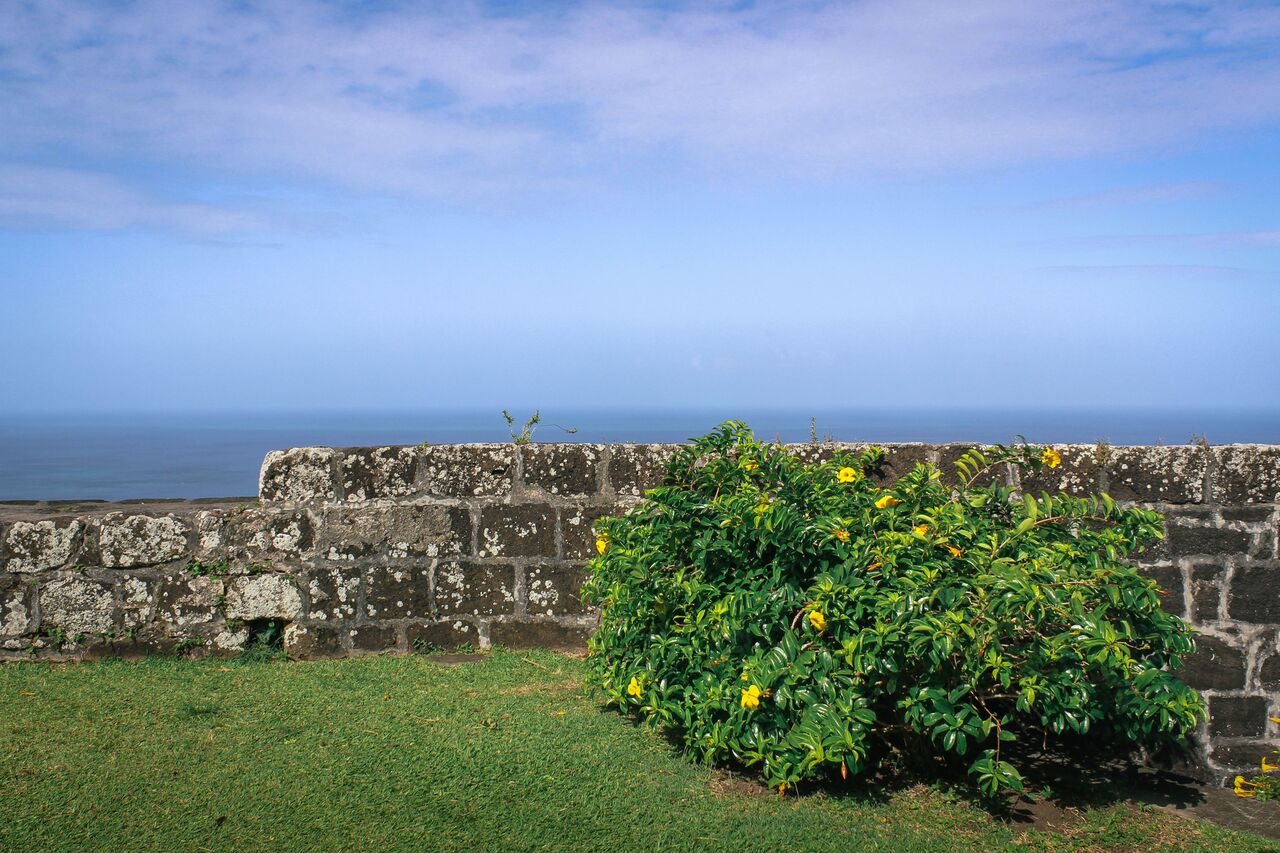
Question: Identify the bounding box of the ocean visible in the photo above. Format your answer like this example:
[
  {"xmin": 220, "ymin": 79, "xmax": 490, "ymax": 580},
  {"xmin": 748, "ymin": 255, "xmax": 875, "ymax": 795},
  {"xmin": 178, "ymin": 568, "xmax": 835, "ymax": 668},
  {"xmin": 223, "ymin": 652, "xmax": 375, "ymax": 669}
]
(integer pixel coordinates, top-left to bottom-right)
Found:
[{"xmin": 2, "ymin": 408, "xmax": 1278, "ymax": 501}]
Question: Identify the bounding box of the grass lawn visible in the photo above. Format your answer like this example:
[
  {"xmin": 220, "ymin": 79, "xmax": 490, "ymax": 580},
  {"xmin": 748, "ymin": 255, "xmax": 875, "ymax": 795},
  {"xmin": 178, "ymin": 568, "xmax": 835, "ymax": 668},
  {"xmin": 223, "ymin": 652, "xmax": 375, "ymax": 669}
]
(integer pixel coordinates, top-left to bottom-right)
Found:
[{"xmin": 0, "ymin": 650, "xmax": 1270, "ymax": 852}]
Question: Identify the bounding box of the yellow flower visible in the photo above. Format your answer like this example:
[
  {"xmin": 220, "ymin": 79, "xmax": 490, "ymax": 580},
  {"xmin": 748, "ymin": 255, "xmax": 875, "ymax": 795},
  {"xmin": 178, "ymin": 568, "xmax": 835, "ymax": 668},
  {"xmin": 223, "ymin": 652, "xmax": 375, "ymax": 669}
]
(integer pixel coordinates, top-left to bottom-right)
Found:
[
  {"xmin": 875, "ymin": 495, "xmax": 902, "ymax": 509},
  {"xmin": 741, "ymin": 673, "xmax": 749, "ymax": 682},
  {"xmin": 742, "ymin": 460, "xmax": 759, "ymax": 472},
  {"xmin": 808, "ymin": 610, "xmax": 827, "ymax": 632},
  {"xmin": 777, "ymin": 782, "xmax": 788, "ymax": 795},
  {"xmin": 741, "ymin": 684, "xmax": 763, "ymax": 710},
  {"xmin": 1042, "ymin": 447, "xmax": 1062, "ymax": 469},
  {"xmin": 1270, "ymin": 716, "xmax": 1280, "ymax": 725},
  {"xmin": 913, "ymin": 523, "xmax": 930, "ymax": 537},
  {"xmin": 1234, "ymin": 775, "xmax": 1258, "ymax": 798},
  {"xmin": 595, "ymin": 534, "xmax": 609, "ymax": 555},
  {"xmin": 1263, "ymin": 756, "xmax": 1279, "ymax": 773},
  {"xmin": 626, "ymin": 676, "xmax": 642, "ymax": 698},
  {"xmin": 946, "ymin": 545, "xmax": 963, "ymax": 558},
  {"xmin": 837, "ymin": 466, "xmax": 860, "ymax": 483},
  {"xmin": 833, "ymin": 528, "xmax": 850, "ymax": 542}
]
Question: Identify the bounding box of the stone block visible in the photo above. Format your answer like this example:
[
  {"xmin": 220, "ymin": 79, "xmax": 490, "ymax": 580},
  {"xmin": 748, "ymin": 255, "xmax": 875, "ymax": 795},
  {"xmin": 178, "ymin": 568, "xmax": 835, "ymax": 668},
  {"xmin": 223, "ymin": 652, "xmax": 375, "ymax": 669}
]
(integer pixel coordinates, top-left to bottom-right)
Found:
[
  {"xmin": 1259, "ymin": 653, "xmax": 1280, "ymax": 691},
  {"xmin": 1178, "ymin": 634, "xmax": 1246, "ymax": 690},
  {"xmin": 1222, "ymin": 507, "xmax": 1275, "ymax": 523},
  {"xmin": 339, "ymin": 446, "xmax": 418, "ymax": 501},
  {"xmin": 406, "ymin": 620, "xmax": 476, "ymax": 651},
  {"xmin": 224, "ymin": 574, "xmax": 301, "ymax": 621},
  {"xmin": 1188, "ymin": 562, "xmax": 1223, "ymax": 622},
  {"xmin": 1226, "ymin": 564, "xmax": 1280, "ymax": 623},
  {"xmin": 38, "ymin": 576, "xmax": 117, "ymax": 636},
  {"xmin": 302, "ymin": 566, "xmax": 360, "ymax": 621},
  {"xmin": 350, "ymin": 624, "xmax": 401, "ymax": 653},
  {"xmin": 1212, "ymin": 445, "xmax": 1280, "ymax": 505},
  {"xmin": 877, "ymin": 444, "xmax": 934, "ymax": 483},
  {"xmin": 284, "ymin": 623, "xmax": 345, "ymax": 659},
  {"xmin": 4, "ymin": 519, "xmax": 83, "ymax": 572},
  {"xmin": 192, "ymin": 511, "xmax": 227, "ymax": 560},
  {"xmin": 119, "ymin": 575, "xmax": 154, "ymax": 628},
  {"xmin": 1209, "ymin": 695, "xmax": 1270, "ymax": 738},
  {"xmin": 1137, "ymin": 564, "xmax": 1184, "ymax": 617},
  {"xmin": 223, "ymin": 509, "xmax": 315, "ymax": 562},
  {"xmin": 363, "ymin": 564, "xmax": 432, "ymax": 620},
  {"xmin": 488, "ymin": 620, "xmax": 591, "ymax": 651},
  {"xmin": 607, "ymin": 444, "xmax": 679, "ymax": 497},
  {"xmin": 525, "ymin": 564, "xmax": 592, "ymax": 617},
  {"xmin": 1107, "ymin": 445, "xmax": 1207, "ymax": 504},
  {"xmin": 479, "ymin": 504, "xmax": 556, "ymax": 558},
  {"xmin": 0, "ymin": 573, "xmax": 34, "ymax": 637},
  {"xmin": 318, "ymin": 504, "xmax": 469, "ymax": 562},
  {"xmin": 417, "ymin": 444, "xmax": 514, "ymax": 497},
  {"xmin": 98, "ymin": 514, "xmax": 189, "ymax": 568},
  {"xmin": 1166, "ymin": 521, "xmax": 1250, "ymax": 558},
  {"xmin": 520, "ymin": 444, "xmax": 602, "ymax": 496},
  {"xmin": 1017, "ymin": 444, "xmax": 1100, "ymax": 496},
  {"xmin": 259, "ymin": 448, "xmax": 337, "ymax": 503},
  {"xmin": 561, "ymin": 504, "xmax": 630, "ymax": 560},
  {"xmin": 155, "ymin": 571, "xmax": 224, "ymax": 627},
  {"xmin": 434, "ymin": 560, "xmax": 515, "ymax": 617},
  {"xmin": 1209, "ymin": 743, "xmax": 1277, "ymax": 771}
]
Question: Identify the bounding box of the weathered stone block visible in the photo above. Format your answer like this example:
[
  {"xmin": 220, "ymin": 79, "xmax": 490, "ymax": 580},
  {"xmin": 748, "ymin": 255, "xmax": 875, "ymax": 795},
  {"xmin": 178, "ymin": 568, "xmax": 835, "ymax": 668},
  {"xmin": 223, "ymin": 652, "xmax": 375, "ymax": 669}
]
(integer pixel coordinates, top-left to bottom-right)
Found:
[
  {"xmin": 284, "ymin": 623, "xmax": 345, "ymax": 659},
  {"xmin": 1137, "ymin": 564, "xmax": 1184, "ymax": 617},
  {"xmin": 363, "ymin": 564, "xmax": 432, "ymax": 619},
  {"xmin": 339, "ymin": 446, "xmax": 418, "ymax": 501},
  {"xmin": 192, "ymin": 511, "xmax": 226, "ymax": 560},
  {"xmin": 350, "ymin": 624, "xmax": 401, "ymax": 653},
  {"xmin": 405, "ymin": 620, "xmax": 476, "ymax": 651},
  {"xmin": 224, "ymin": 574, "xmax": 301, "ymax": 621},
  {"xmin": 1209, "ymin": 695, "xmax": 1270, "ymax": 737},
  {"xmin": 302, "ymin": 566, "xmax": 360, "ymax": 621},
  {"xmin": 1222, "ymin": 507, "xmax": 1275, "ymax": 523},
  {"xmin": 488, "ymin": 620, "xmax": 591, "ymax": 650},
  {"xmin": 1210, "ymin": 743, "xmax": 1277, "ymax": 771},
  {"xmin": 1166, "ymin": 521, "xmax": 1250, "ymax": 558},
  {"xmin": 1188, "ymin": 562, "xmax": 1223, "ymax": 622},
  {"xmin": 4, "ymin": 519, "xmax": 82, "ymax": 572},
  {"xmin": 319, "ymin": 504, "xmax": 469, "ymax": 561},
  {"xmin": 1259, "ymin": 653, "xmax": 1280, "ymax": 691},
  {"xmin": 0, "ymin": 573, "xmax": 34, "ymax": 637},
  {"xmin": 119, "ymin": 575, "xmax": 154, "ymax": 628},
  {"xmin": 216, "ymin": 509, "xmax": 315, "ymax": 566},
  {"xmin": 38, "ymin": 576, "xmax": 116, "ymax": 636},
  {"xmin": 98, "ymin": 514, "xmax": 189, "ymax": 567},
  {"xmin": 259, "ymin": 448, "xmax": 336, "ymax": 503},
  {"xmin": 561, "ymin": 504, "xmax": 630, "ymax": 560},
  {"xmin": 1212, "ymin": 445, "xmax": 1280, "ymax": 505},
  {"xmin": 479, "ymin": 504, "xmax": 556, "ymax": 558},
  {"xmin": 155, "ymin": 571, "xmax": 224, "ymax": 627},
  {"xmin": 417, "ymin": 444, "xmax": 513, "ymax": 497},
  {"xmin": 521, "ymin": 444, "xmax": 601, "ymax": 496},
  {"xmin": 434, "ymin": 561, "xmax": 515, "ymax": 616},
  {"xmin": 525, "ymin": 564, "xmax": 591, "ymax": 617},
  {"xmin": 1178, "ymin": 634, "xmax": 1246, "ymax": 690},
  {"xmin": 1017, "ymin": 444, "xmax": 1100, "ymax": 496},
  {"xmin": 607, "ymin": 444, "xmax": 679, "ymax": 497},
  {"xmin": 877, "ymin": 444, "xmax": 934, "ymax": 483},
  {"xmin": 1107, "ymin": 445, "xmax": 1207, "ymax": 504},
  {"xmin": 1226, "ymin": 564, "xmax": 1280, "ymax": 623}
]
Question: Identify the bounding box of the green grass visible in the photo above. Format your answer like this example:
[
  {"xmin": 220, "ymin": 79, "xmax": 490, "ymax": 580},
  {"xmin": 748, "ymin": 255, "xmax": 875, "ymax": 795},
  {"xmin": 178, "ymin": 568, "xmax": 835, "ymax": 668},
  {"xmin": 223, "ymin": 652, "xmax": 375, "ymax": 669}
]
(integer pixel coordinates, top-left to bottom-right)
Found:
[{"xmin": 0, "ymin": 650, "xmax": 1268, "ymax": 852}]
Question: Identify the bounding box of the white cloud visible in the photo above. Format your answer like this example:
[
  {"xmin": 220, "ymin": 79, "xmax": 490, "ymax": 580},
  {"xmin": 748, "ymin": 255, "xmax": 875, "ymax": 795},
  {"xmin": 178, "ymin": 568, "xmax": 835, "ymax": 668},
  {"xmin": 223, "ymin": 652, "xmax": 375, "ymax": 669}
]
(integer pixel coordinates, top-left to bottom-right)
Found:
[{"xmin": 1, "ymin": 0, "xmax": 1279, "ymax": 229}]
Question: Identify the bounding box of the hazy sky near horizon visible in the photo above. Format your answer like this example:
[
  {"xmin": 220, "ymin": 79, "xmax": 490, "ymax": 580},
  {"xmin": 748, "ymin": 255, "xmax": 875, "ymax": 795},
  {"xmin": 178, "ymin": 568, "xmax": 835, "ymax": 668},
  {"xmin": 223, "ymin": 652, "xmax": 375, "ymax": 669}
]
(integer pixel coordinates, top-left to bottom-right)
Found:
[{"xmin": 2, "ymin": 0, "xmax": 1279, "ymax": 412}]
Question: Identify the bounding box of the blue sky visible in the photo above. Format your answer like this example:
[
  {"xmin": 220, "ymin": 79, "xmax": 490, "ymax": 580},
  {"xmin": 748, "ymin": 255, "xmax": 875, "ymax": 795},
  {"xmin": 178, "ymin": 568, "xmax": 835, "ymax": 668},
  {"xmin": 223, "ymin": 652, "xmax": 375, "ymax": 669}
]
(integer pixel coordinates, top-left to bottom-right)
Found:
[{"xmin": 1, "ymin": 0, "xmax": 1278, "ymax": 412}]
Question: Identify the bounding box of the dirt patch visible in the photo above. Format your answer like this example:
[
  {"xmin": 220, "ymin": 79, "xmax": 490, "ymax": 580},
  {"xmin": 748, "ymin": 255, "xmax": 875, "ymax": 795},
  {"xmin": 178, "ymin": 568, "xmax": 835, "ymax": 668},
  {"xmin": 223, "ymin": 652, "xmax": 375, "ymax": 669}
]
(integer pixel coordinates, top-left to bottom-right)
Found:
[
  {"xmin": 710, "ymin": 772, "xmax": 772, "ymax": 799},
  {"xmin": 423, "ymin": 653, "xmax": 488, "ymax": 666},
  {"xmin": 1006, "ymin": 796, "xmax": 1084, "ymax": 834}
]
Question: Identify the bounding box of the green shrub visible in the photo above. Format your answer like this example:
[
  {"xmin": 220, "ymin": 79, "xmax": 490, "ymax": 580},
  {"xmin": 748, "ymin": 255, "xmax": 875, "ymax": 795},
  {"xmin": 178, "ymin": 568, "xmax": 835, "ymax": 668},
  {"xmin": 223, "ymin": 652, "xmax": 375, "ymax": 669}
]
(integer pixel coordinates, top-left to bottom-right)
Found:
[
  {"xmin": 1235, "ymin": 721, "xmax": 1280, "ymax": 801},
  {"xmin": 583, "ymin": 422, "xmax": 1205, "ymax": 795}
]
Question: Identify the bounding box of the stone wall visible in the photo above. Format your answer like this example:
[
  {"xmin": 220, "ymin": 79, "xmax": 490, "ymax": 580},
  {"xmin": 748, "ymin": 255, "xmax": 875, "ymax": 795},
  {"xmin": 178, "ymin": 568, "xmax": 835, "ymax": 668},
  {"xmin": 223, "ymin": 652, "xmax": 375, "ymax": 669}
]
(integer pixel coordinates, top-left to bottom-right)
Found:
[{"xmin": 1, "ymin": 440, "xmax": 1277, "ymax": 782}]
